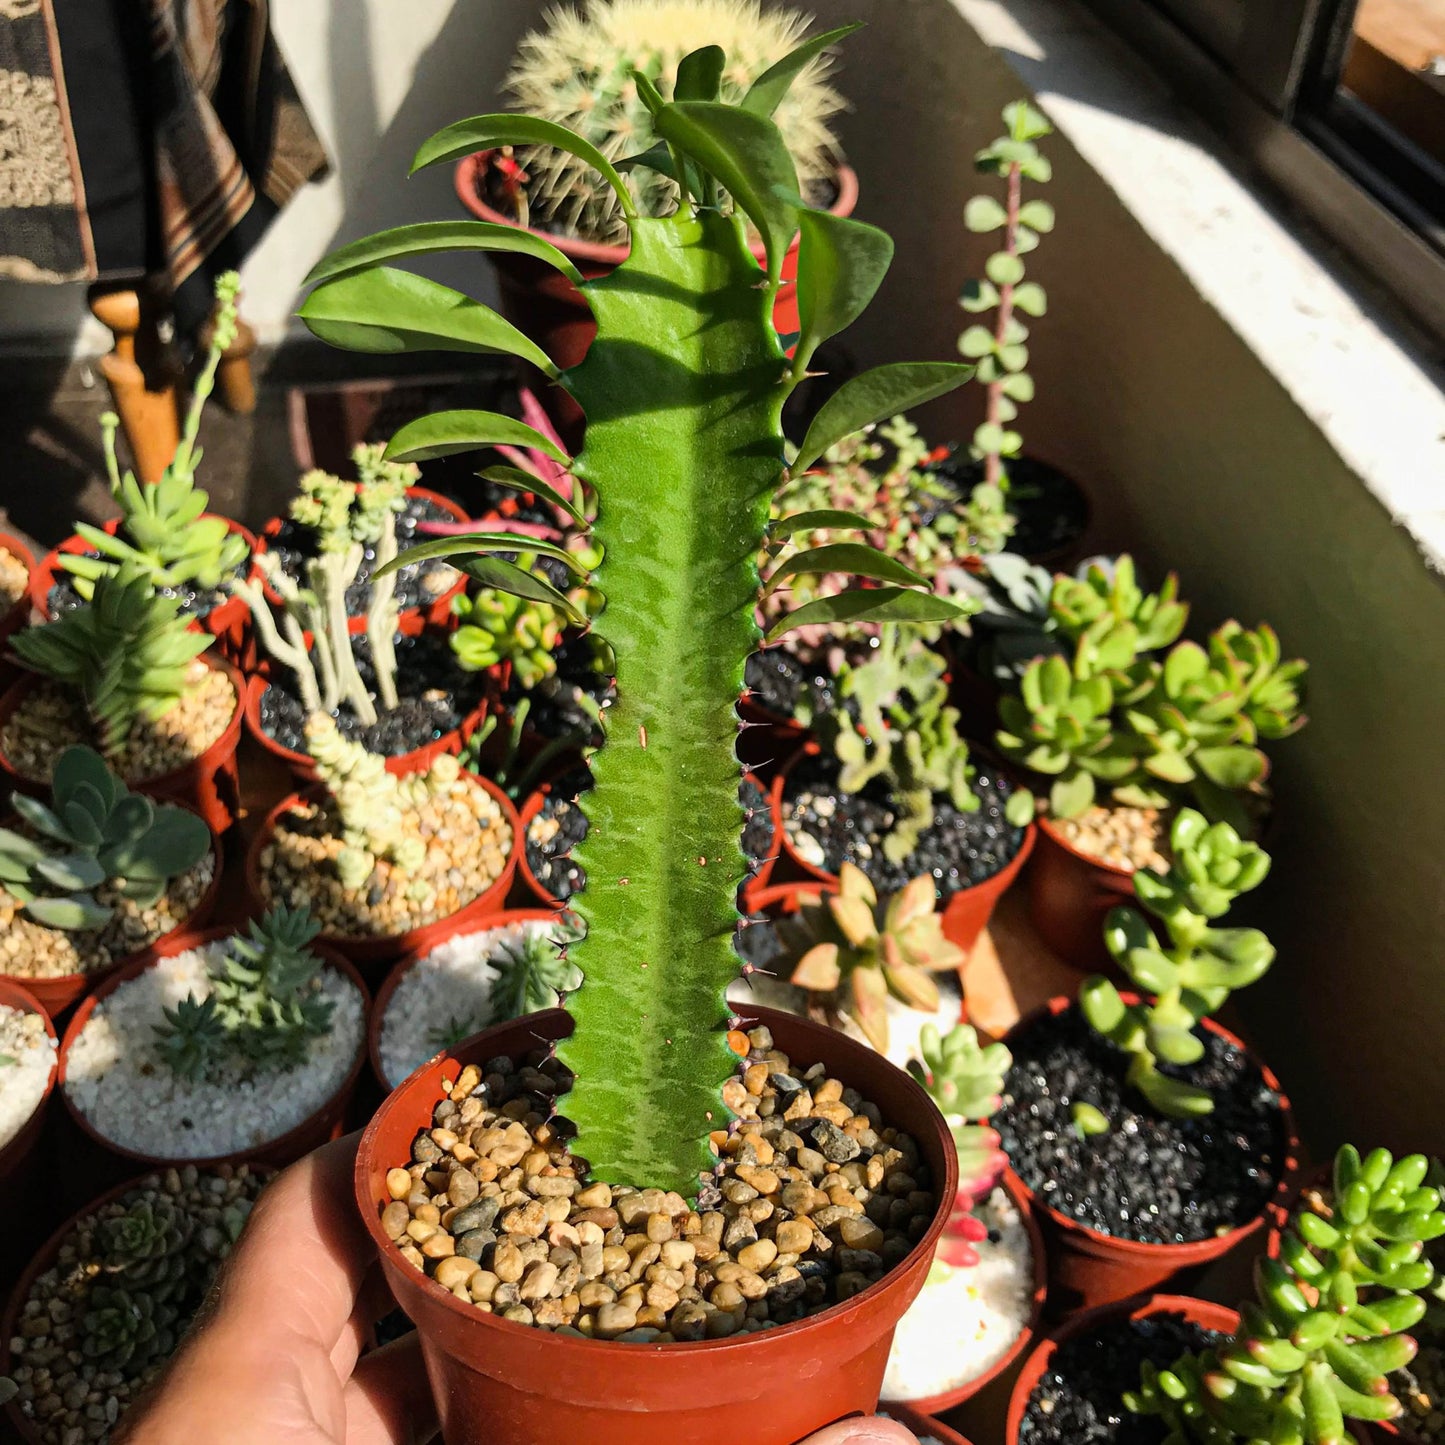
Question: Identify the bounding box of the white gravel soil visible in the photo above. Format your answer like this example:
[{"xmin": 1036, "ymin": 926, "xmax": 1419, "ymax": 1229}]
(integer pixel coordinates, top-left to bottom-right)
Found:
[
  {"xmin": 379, "ymin": 918, "xmax": 563, "ymax": 1089},
  {"xmin": 0, "ymin": 1004, "xmax": 57, "ymax": 1151},
  {"xmin": 63, "ymin": 943, "xmax": 364, "ymax": 1159},
  {"xmin": 882, "ymin": 1185, "xmax": 1033, "ymax": 1403}
]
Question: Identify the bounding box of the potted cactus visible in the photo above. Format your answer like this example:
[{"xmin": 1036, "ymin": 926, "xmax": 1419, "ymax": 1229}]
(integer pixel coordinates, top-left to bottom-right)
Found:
[
  {"xmin": 994, "ymin": 555, "xmax": 1308, "ymax": 967},
  {"xmin": 29, "ymin": 275, "xmax": 258, "ymax": 664},
  {"xmin": 1, "ymin": 566, "xmax": 247, "ymax": 833},
  {"xmin": 993, "ymin": 809, "xmax": 1298, "ymax": 1312},
  {"xmin": 0, "ymin": 746, "xmax": 219, "ymax": 1014},
  {"xmin": 295, "ymin": 28, "xmax": 982, "ymax": 1440},
  {"xmin": 245, "ymin": 715, "xmax": 519, "ymax": 968}
]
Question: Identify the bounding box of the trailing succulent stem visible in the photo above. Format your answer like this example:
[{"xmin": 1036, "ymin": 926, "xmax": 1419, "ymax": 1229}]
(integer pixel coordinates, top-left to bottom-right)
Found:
[
  {"xmin": 298, "ymin": 41, "xmax": 973, "ymax": 1190},
  {"xmin": 1078, "ymin": 808, "xmax": 1274, "ymax": 1120},
  {"xmin": 1127, "ymin": 1144, "xmax": 1444, "ymax": 1444}
]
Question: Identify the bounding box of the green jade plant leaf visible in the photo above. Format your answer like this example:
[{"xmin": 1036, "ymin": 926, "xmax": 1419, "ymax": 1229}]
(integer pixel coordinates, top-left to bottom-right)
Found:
[{"xmin": 298, "ymin": 37, "xmax": 972, "ymax": 1193}]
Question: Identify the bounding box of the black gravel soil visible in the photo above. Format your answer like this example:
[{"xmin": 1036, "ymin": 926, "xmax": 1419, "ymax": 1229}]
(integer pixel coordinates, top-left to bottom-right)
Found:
[
  {"xmin": 928, "ymin": 454, "xmax": 1089, "ymax": 562},
  {"xmin": 501, "ymin": 635, "xmax": 615, "ymax": 745},
  {"xmin": 745, "ymin": 647, "xmax": 841, "ymax": 723},
  {"xmin": 1019, "ymin": 1310, "xmax": 1224, "ymax": 1445},
  {"xmin": 470, "ymin": 475, "xmax": 559, "ymax": 530},
  {"xmin": 48, "ymin": 551, "xmax": 247, "ymax": 623},
  {"xmin": 996, "ymin": 1005, "xmax": 1288, "ymax": 1245},
  {"xmin": 780, "ymin": 749, "xmax": 1024, "ymax": 898},
  {"xmin": 259, "ymin": 627, "xmax": 488, "ymax": 758},
  {"xmin": 734, "ymin": 915, "xmax": 784, "ymax": 972},
  {"xmin": 265, "ymin": 493, "xmax": 463, "ymax": 615}
]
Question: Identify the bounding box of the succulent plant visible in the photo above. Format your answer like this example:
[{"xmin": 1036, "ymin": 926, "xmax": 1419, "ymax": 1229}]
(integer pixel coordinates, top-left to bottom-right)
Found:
[
  {"xmin": 1127, "ymin": 1144, "xmax": 1445, "ymax": 1444},
  {"xmin": 1076, "ymin": 808, "xmax": 1274, "ymax": 1121},
  {"xmin": 491, "ymin": 923, "xmax": 585, "ymax": 1022},
  {"xmin": 298, "ymin": 43, "xmax": 974, "ymax": 1189},
  {"xmin": 451, "ymin": 562, "xmax": 568, "ymax": 689},
  {"xmin": 10, "ymin": 563, "xmax": 215, "ymax": 762},
  {"xmin": 81, "ymin": 1285, "xmax": 179, "ymax": 1371},
  {"xmin": 61, "ymin": 274, "xmax": 250, "ymax": 599},
  {"xmin": 958, "ymin": 101, "xmax": 1054, "ymax": 489},
  {"xmin": 0, "ymin": 746, "xmax": 210, "ymax": 930},
  {"xmin": 502, "ymin": 0, "xmax": 848, "ymax": 245},
  {"xmin": 99, "ymin": 1198, "xmax": 192, "ymax": 1301},
  {"xmin": 772, "ymin": 863, "xmax": 966, "ymax": 1053}
]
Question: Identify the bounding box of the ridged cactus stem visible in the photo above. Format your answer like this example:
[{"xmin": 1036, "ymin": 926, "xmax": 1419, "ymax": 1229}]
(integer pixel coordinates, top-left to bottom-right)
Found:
[{"xmin": 367, "ymin": 510, "xmax": 401, "ymax": 712}]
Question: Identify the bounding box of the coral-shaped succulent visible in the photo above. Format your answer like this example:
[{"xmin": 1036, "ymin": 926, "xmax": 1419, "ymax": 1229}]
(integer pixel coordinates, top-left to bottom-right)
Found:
[
  {"xmin": 80, "ymin": 1285, "xmax": 178, "ymax": 1371},
  {"xmin": 504, "ymin": 0, "xmax": 847, "ymax": 244},
  {"xmin": 0, "ymin": 745, "xmax": 211, "ymax": 930},
  {"xmin": 773, "ymin": 863, "xmax": 966, "ymax": 1053},
  {"xmin": 99, "ymin": 1199, "xmax": 193, "ymax": 1302}
]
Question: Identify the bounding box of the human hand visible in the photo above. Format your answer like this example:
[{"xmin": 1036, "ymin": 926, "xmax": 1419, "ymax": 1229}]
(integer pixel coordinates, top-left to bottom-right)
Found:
[{"xmin": 798, "ymin": 1421, "xmax": 920, "ymax": 1444}]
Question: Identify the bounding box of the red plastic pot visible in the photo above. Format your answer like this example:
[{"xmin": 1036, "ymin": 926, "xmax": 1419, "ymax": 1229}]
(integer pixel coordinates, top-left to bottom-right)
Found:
[
  {"xmin": 1004, "ymin": 995, "xmax": 1300, "ymax": 1314},
  {"xmin": 252, "ymin": 485, "xmax": 469, "ymax": 630},
  {"xmin": 1005, "ymin": 1293, "xmax": 1240, "ymax": 1444},
  {"xmin": 29, "ymin": 516, "xmax": 259, "ymax": 667},
  {"xmin": 0, "ymin": 654, "xmax": 246, "ymax": 835},
  {"xmin": 368, "ymin": 907, "xmax": 564, "ymax": 1092},
  {"xmin": 56, "ymin": 926, "xmax": 369, "ymax": 1176},
  {"xmin": 0, "ymin": 529, "xmax": 35, "ymax": 692},
  {"xmin": 0, "ymin": 811, "xmax": 223, "ymax": 1017},
  {"xmin": 1026, "ymin": 814, "xmax": 1138, "ymax": 971},
  {"xmin": 0, "ymin": 979, "xmax": 57, "ymax": 1186},
  {"xmin": 357, "ymin": 1003, "xmax": 956, "ymax": 1445},
  {"xmin": 882, "ymin": 1402, "xmax": 976, "ymax": 1444},
  {"xmin": 243, "ymin": 775, "xmax": 522, "ymax": 972}
]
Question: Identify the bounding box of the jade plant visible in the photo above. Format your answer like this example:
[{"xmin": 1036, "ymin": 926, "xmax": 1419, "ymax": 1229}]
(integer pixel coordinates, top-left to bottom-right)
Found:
[
  {"xmin": 958, "ymin": 100, "xmax": 1054, "ymax": 489},
  {"xmin": 1127, "ymin": 1144, "xmax": 1444, "ymax": 1443},
  {"xmin": 298, "ymin": 36, "xmax": 974, "ymax": 1189},
  {"xmin": 11, "ymin": 564, "xmax": 214, "ymax": 763},
  {"xmin": 1075, "ymin": 808, "xmax": 1274, "ymax": 1123},
  {"xmin": 61, "ymin": 273, "xmax": 250, "ymax": 599},
  {"xmin": 0, "ymin": 745, "xmax": 210, "ymax": 929}
]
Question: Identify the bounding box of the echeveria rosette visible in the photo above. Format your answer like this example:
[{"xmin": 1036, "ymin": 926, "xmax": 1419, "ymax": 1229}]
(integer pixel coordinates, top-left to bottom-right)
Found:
[
  {"xmin": 1126, "ymin": 1144, "xmax": 1445, "ymax": 1445},
  {"xmin": 296, "ymin": 47, "xmax": 975, "ymax": 1192}
]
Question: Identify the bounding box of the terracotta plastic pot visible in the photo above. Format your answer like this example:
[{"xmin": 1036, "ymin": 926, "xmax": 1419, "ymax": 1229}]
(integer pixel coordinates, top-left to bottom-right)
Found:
[
  {"xmin": 882, "ymin": 1402, "xmax": 975, "ymax": 1444},
  {"xmin": 0, "ymin": 529, "xmax": 35, "ymax": 692},
  {"xmin": 368, "ymin": 907, "xmax": 564, "ymax": 1092},
  {"xmin": 0, "ymin": 811, "xmax": 223, "ymax": 1017},
  {"xmin": 252, "ymin": 485, "xmax": 469, "ymax": 629},
  {"xmin": 1026, "ymin": 814, "xmax": 1137, "ymax": 971},
  {"xmin": 243, "ymin": 775, "xmax": 522, "ymax": 971},
  {"xmin": 1004, "ymin": 995, "xmax": 1300, "ymax": 1314},
  {"xmin": 29, "ymin": 516, "xmax": 259, "ymax": 667},
  {"xmin": 1005, "ymin": 1293, "xmax": 1240, "ymax": 1444},
  {"xmin": 357, "ymin": 1003, "xmax": 956, "ymax": 1445},
  {"xmin": 455, "ymin": 151, "xmax": 858, "ymax": 438},
  {"xmin": 770, "ymin": 743, "xmax": 1035, "ymax": 953},
  {"xmin": 0, "ymin": 654, "xmax": 246, "ymax": 835},
  {"xmin": 0, "ymin": 979, "xmax": 58, "ymax": 1186}
]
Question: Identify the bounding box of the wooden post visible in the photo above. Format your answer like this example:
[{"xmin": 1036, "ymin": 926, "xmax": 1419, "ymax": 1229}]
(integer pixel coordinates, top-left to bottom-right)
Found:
[{"xmin": 86, "ymin": 283, "xmax": 180, "ymax": 484}]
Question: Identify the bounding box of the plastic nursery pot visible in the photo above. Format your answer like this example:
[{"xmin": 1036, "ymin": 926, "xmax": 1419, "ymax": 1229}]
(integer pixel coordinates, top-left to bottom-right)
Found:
[
  {"xmin": 0, "ymin": 653, "xmax": 247, "ymax": 836},
  {"xmin": 769, "ymin": 743, "xmax": 1036, "ymax": 954},
  {"xmin": 1005, "ymin": 995, "xmax": 1300, "ymax": 1315},
  {"xmin": 881, "ymin": 1401, "xmax": 976, "ymax": 1444},
  {"xmin": 1026, "ymin": 813, "xmax": 1137, "ymax": 972},
  {"xmin": 252, "ymin": 484, "xmax": 470, "ymax": 630},
  {"xmin": 28, "ymin": 516, "xmax": 260, "ymax": 667},
  {"xmin": 0, "ymin": 979, "xmax": 58, "ymax": 1187},
  {"xmin": 367, "ymin": 907, "xmax": 562, "ymax": 1093},
  {"xmin": 0, "ymin": 809, "xmax": 223, "ymax": 1018},
  {"xmin": 1004, "ymin": 1292, "xmax": 1240, "ymax": 1445},
  {"xmin": 243, "ymin": 775, "xmax": 523, "ymax": 972},
  {"xmin": 0, "ymin": 528, "xmax": 36, "ymax": 691},
  {"xmin": 55, "ymin": 926, "xmax": 369, "ymax": 1179},
  {"xmin": 357, "ymin": 1003, "xmax": 956, "ymax": 1445}
]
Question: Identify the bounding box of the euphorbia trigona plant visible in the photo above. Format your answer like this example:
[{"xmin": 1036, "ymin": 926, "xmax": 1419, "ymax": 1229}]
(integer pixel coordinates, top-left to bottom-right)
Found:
[{"xmin": 298, "ymin": 31, "xmax": 973, "ymax": 1193}]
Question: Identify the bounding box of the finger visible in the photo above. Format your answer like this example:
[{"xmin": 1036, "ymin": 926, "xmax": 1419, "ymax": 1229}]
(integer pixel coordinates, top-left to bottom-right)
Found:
[
  {"xmin": 798, "ymin": 1420, "xmax": 919, "ymax": 1445},
  {"xmin": 329, "ymin": 1264, "xmax": 398, "ymax": 1381},
  {"xmin": 343, "ymin": 1333, "xmax": 441, "ymax": 1445}
]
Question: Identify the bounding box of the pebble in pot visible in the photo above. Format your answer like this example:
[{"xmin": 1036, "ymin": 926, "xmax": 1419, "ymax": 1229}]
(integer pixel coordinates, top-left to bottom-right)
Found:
[{"xmin": 0, "ymin": 996, "xmax": 57, "ymax": 1153}]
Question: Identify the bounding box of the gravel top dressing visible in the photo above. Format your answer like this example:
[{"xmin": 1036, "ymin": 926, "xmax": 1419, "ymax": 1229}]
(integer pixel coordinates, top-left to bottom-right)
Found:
[
  {"xmin": 1049, "ymin": 804, "xmax": 1171, "ymax": 873},
  {"xmin": 1018, "ymin": 1310, "xmax": 1223, "ymax": 1445},
  {"xmin": 995, "ymin": 1005, "xmax": 1287, "ymax": 1244},
  {"xmin": 781, "ymin": 751, "xmax": 1025, "ymax": 898},
  {"xmin": 47, "ymin": 548, "xmax": 248, "ymax": 625},
  {"xmin": 379, "ymin": 918, "xmax": 566, "ymax": 1089},
  {"xmin": 882, "ymin": 1185, "xmax": 1033, "ymax": 1403},
  {"xmin": 0, "ymin": 852, "xmax": 216, "ymax": 980},
  {"xmin": 259, "ymin": 628, "xmax": 487, "ymax": 758},
  {"xmin": 1, "ymin": 663, "xmax": 236, "ymax": 784},
  {"xmin": 265, "ymin": 492, "xmax": 460, "ymax": 614},
  {"xmin": 0, "ymin": 1003, "xmax": 57, "ymax": 1150},
  {"xmin": 5, "ymin": 1164, "xmax": 268, "ymax": 1445},
  {"xmin": 500, "ymin": 635, "xmax": 615, "ymax": 746},
  {"xmin": 64, "ymin": 943, "xmax": 364, "ymax": 1159},
  {"xmin": 380, "ymin": 1023, "xmax": 936, "ymax": 1342},
  {"xmin": 0, "ymin": 543, "xmax": 28, "ymax": 605}
]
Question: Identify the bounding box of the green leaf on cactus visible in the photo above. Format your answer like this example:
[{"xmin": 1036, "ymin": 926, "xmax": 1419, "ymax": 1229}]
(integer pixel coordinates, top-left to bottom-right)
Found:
[
  {"xmin": 964, "ymin": 195, "xmax": 1008, "ymax": 232},
  {"xmin": 958, "ymin": 278, "xmax": 999, "ymax": 313},
  {"xmin": 986, "ymin": 252, "xmax": 1025, "ymax": 286},
  {"xmin": 378, "ymin": 531, "xmax": 588, "ymax": 579},
  {"xmin": 768, "ymin": 509, "xmax": 875, "ymax": 537},
  {"xmin": 742, "ymin": 22, "xmax": 864, "ymax": 119},
  {"xmin": 1012, "ymin": 282, "xmax": 1048, "ymax": 317},
  {"xmin": 614, "ymin": 143, "xmax": 677, "ymax": 180},
  {"xmin": 476, "ymin": 466, "xmax": 589, "ymax": 527},
  {"xmin": 383, "ymin": 409, "xmax": 570, "ymax": 466},
  {"xmin": 675, "ymin": 45, "xmax": 726, "ymax": 101},
  {"xmin": 764, "ymin": 585, "xmax": 969, "ymax": 643},
  {"xmin": 763, "ymin": 542, "xmax": 929, "ymax": 592},
  {"xmin": 299, "ymin": 268, "xmax": 559, "ymax": 376},
  {"xmin": 1018, "ymin": 199, "xmax": 1056, "ymax": 232},
  {"xmin": 793, "ymin": 211, "xmax": 894, "ymax": 369},
  {"xmin": 407, "ymin": 114, "xmax": 636, "ymax": 212},
  {"xmin": 301, "ymin": 220, "xmax": 584, "ymax": 289},
  {"xmin": 450, "ymin": 556, "xmax": 587, "ymax": 625},
  {"xmin": 1050, "ymin": 769, "xmax": 1095, "ymax": 817}
]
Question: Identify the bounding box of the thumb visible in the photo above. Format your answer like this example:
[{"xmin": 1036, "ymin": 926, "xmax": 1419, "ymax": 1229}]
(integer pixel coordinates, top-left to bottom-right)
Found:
[{"xmin": 798, "ymin": 1419, "xmax": 920, "ymax": 1445}]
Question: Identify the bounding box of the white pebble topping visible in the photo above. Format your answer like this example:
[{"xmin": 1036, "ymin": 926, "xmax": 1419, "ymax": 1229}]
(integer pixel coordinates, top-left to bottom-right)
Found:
[
  {"xmin": 882, "ymin": 1186, "xmax": 1033, "ymax": 1403},
  {"xmin": 63, "ymin": 943, "xmax": 364, "ymax": 1158},
  {"xmin": 0, "ymin": 1003, "xmax": 57, "ymax": 1151},
  {"xmin": 379, "ymin": 919, "xmax": 562, "ymax": 1090}
]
